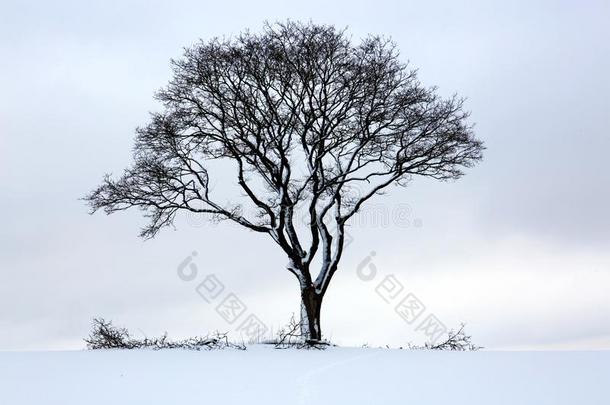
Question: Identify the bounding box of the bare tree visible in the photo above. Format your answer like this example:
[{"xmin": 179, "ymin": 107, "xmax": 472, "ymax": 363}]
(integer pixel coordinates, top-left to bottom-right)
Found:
[{"xmin": 85, "ymin": 21, "xmax": 484, "ymax": 342}]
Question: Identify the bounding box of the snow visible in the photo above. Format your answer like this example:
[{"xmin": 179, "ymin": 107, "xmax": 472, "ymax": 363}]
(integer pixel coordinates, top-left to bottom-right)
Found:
[{"xmin": 1, "ymin": 346, "xmax": 608, "ymax": 404}]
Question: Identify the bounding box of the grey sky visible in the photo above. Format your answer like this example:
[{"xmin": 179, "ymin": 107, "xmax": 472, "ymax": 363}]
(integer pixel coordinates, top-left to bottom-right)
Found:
[{"xmin": 1, "ymin": 0, "xmax": 609, "ymax": 350}]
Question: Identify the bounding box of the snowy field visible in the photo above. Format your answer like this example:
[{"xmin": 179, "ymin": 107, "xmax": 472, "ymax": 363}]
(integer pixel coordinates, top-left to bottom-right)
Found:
[{"xmin": 1, "ymin": 346, "xmax": 608, "ymax": 404}]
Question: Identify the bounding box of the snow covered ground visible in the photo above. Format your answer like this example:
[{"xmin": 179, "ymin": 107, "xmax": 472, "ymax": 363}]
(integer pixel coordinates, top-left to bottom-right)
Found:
[{"xmin": 1, "ymin": 346, "xmax": 608, "ymax": 404}]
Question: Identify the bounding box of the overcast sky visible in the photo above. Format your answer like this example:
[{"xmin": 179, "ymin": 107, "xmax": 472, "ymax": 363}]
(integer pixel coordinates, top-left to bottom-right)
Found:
[{"xmin": 1, "ymin": 0, "xmax": 609, "ymax": 351}]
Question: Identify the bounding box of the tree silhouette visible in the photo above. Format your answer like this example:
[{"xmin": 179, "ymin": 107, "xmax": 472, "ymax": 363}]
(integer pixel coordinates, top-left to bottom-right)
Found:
[{"xmin": 85, "ymin": 21, "xmax": 484, "ymax": 342}]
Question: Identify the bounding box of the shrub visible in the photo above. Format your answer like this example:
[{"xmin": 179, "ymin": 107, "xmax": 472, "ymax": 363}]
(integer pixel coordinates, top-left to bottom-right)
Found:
[
  {"xmin": 407, "ymin": 323, "xmax": 482, "ymax": 351},
  {"xmin": 84, "ymin": 318, "xmax": 245, "ymax": 350}
]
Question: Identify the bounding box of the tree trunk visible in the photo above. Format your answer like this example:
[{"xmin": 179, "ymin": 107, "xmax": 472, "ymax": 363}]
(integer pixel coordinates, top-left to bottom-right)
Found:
[{"xmin": 300, "ymin": 286, "xmax": 323, "ymax": 342}]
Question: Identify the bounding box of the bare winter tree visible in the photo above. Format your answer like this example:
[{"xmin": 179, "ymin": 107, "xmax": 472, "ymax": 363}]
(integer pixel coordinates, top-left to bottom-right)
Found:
[{"xmin": 85, "ymin": 21, "xmax": 484, "ymax": 343}]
